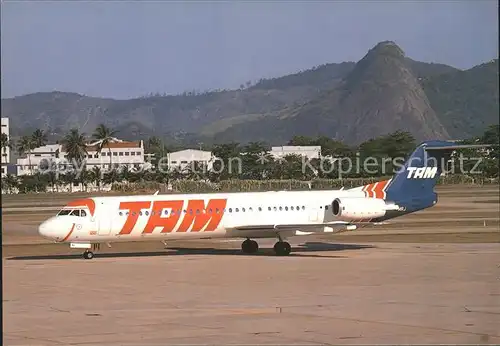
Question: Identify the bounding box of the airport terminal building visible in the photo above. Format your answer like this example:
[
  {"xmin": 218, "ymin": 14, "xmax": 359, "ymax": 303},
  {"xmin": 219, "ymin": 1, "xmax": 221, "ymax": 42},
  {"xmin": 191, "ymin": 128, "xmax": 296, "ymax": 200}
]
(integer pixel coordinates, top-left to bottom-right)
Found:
[{"xmin": 16, "ymin": 138, "xmax": 149, "ymax": 176}]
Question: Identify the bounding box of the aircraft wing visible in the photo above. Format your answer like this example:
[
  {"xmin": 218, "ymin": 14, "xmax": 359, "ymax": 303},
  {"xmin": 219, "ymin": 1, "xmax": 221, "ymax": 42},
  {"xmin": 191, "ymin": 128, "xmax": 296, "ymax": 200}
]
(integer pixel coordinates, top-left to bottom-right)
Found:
[
  {"xmin": 229, "ymin": 222, "xmax": 351, "ymax": 231},
  {"xmin": 224, "ymin": 222, "xmax": 357, "ymax": 238}
]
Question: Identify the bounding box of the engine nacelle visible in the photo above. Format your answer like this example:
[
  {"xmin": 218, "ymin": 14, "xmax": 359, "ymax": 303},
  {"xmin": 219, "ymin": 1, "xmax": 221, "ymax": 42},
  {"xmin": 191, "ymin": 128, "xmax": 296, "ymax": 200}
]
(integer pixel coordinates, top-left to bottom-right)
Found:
[{"xmin": 332, "ymin": 197, "xmax": 389, "ymax": 221}]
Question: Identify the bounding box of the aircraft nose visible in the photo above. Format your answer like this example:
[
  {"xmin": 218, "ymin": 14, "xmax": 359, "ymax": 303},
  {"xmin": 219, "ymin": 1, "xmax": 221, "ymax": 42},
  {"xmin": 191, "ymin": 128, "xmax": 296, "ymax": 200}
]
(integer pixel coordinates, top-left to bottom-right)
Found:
[{"xmin": 38, "ymin": 218, "xmax": 65, "ymax": 241}]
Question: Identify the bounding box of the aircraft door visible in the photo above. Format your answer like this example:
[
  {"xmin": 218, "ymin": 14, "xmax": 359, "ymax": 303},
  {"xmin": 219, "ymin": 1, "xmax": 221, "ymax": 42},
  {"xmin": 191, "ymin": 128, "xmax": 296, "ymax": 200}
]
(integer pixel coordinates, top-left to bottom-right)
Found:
[{"xmin": 97, "ymin": 202, "xmax": 112, "ymax": 236}]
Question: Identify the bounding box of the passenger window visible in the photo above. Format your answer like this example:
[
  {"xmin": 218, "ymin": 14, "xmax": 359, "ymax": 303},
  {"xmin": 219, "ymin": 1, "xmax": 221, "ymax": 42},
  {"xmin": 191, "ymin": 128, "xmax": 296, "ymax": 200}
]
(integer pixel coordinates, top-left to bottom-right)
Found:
[
  {"xmin": 279, "ymin": 206, "xmax": 283, "ymax": 211},
  {"xmin": 216, "ymin": 208, "xmax": 220, "ymax": 213},
  {"xmin": 235, "ymin": 208, "xmax": 239, "ymax": 212},
  {"xmin": 196, "ymin": 209, "xmax": 200, "ymax": 214},
  {"xmin": 268, "ymin": 207, "xmax": 271, "ymax": 211},
  {"xmin": 273, "ymin": 207, "xmax": 277, "ymax": 211},
  {"xmin": 209, "ymin": 208, "xmax": 213, "ymax": 213},
  {"xmin": 285, "ymin": 206, "xmax": 288, "ymax": 211},
  {"xmin": 258, "ymin": 207, "xmax": 262, "ymax": 211},
  {"xmin": 249, "ymin": 207, "xmax": 253, "ymax": 212},
  {"xmin": 325, "ymin": 206, "xmax": 328, "ymax": 210},
  {"xmin": 242, "ymin": 208, "xmax": 246, "ymax": 212},
  {"xmin": 229, "ymin": 208, "xmax": 232, "ymax": 212},
  {"xmin": 291, "ymin": 206, "xmax": 294, "ymax": 210},
  {"xmin": 145, "ymin": 211, "xmax": 149, "ymax": 216}
]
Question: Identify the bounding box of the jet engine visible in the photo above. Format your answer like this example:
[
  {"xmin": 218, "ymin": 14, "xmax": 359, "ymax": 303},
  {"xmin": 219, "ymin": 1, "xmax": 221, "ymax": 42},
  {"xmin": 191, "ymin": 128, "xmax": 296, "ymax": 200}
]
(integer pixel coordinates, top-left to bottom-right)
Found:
[{"xmin": 331, "ymin": 197, "xmax": 390, "ymax": 221}]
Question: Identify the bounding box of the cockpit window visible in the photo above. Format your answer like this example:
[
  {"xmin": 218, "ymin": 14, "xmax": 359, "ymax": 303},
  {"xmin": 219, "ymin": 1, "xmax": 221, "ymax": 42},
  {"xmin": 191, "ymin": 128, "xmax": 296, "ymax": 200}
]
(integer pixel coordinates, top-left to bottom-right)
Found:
[
  {"xmin": 58, "ymin": 210, "xmax": 72, "ymax": 216},
  {"xmin": 57, "ymin": 209, "xmax": 88, "ymax": 217}
]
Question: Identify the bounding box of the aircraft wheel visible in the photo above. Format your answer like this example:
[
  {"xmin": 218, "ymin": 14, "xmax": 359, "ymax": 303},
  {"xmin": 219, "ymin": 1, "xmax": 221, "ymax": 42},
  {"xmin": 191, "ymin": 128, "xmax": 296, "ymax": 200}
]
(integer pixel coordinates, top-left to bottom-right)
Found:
[
  {"xmin": 83, "ymin": 250, "xmax": 94, "ymax": 260},
  {"xmin": 241, "ymin": 239, "xmax": 259, "ymax": 254},
  {"xmin": 273, "ymin": 241, "xmax": 291, "ymax": 256}
]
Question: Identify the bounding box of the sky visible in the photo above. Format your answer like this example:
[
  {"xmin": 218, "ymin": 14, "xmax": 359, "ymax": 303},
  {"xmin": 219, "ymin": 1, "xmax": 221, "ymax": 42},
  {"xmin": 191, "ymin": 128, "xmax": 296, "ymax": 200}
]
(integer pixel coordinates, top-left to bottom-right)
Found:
[{"xmin": 2, "ymin": 0, "xmax": 498, "ymax": 99}]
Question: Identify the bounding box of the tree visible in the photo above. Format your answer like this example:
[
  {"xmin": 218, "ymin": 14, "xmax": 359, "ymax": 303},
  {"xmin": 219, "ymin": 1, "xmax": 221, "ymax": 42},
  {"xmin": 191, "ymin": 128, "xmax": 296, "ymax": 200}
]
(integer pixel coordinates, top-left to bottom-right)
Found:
[
  {"xmin": 90, "ymin": 166, "xmax": 103, "ymax": 191},
  {"xmin": 17, "ymin": 136, "xmax": 35, "ymax": 175},
  {"xmin": 31, "ymin": 129, "xmax": 48, "ymax": 147},
  {"xmin": 2, "ymin": 174, "xmax": 19, "ymax": 193},
  {"xmin": 92, "ymin": 124, "xmax": 118, "ymax": 170},
  {"xmin": 61, "ymin": 128, "xmax": 88, "ymax": 174},
  {"xmin": 480, "ymin": 124, "xmax": 499, "ymax": 159},
  {"xmin": 241, "ymin": 141, "xmax": 271, "ymax": 179},
  {"xmin": 212, "ymin": 142, "xmax": 242, "ymax": 180}
]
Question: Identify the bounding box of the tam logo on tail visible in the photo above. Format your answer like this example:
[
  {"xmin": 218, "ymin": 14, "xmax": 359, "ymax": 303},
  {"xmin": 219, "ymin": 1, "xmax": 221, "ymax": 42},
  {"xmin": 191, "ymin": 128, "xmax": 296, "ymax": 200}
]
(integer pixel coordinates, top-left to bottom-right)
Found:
[{"xmin": 406, "ymin": 167, "xmax": 438, "ymax": 179}]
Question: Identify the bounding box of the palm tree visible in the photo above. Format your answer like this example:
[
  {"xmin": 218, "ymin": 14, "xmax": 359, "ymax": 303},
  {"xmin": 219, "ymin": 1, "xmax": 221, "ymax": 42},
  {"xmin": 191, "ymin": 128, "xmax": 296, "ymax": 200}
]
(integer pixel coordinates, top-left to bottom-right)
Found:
[
  {"xmin": 17, "ymin": 136, "xmax": 35, "ymax": 175},
  {"xmin": 31, "ymin": 129, "xmax": 48, "ymax": 148},
  {"xmin": 92, "ymin": 124, "xmax": 117, "ymax": 170},
  {"xmin": 61, "ymin": 128, "xmax": 88, "ymax": 173},
  {"xmin": 91, "ymin": 166, "xmax": 102, "ymax": 191}
]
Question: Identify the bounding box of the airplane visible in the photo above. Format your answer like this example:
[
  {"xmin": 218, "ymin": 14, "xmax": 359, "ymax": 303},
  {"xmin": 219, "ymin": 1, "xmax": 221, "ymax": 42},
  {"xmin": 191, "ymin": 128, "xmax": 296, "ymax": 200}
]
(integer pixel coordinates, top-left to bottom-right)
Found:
[{"xmin": 37, "ymin": 140, "xmax": 490, "ymax": 259}]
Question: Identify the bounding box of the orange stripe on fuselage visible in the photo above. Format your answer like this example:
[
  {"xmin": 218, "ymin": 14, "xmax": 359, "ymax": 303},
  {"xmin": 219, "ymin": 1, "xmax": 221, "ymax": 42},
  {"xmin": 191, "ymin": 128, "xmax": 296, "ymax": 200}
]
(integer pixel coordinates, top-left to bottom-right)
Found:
[
  {"xmin": 61, "ymin": 223, "xmax": 76, "ymax": 242},
  {"xmin": 361, "ymin": 179, "xmax": 391, "ymax": 199},
  {"xmin": 65, "ymin": 198, "xmax": 96, "ymax": 216}
]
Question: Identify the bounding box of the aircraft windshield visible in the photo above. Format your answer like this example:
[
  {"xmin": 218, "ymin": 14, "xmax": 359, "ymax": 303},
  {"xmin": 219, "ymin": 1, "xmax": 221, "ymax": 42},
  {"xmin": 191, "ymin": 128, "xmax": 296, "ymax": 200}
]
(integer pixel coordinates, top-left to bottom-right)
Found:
[{"xmin": 57, "ymin": 209, "xmax": 87, "ymax": 217}]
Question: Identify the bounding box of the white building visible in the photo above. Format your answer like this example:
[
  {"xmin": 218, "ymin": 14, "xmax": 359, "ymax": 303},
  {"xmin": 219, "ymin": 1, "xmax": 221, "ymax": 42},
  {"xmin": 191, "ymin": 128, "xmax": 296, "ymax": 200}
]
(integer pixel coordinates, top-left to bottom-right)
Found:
[
  {"xmin": 1, "ymin": 118, "xmax": 10, "ymax": 177},
  {"xmin": 167, "ymin": 149, "xmax": 214, "ymax": 172},
  {"xmin": 270, "ymin": 146, "xmax": 322, "ymax": 160},
  {"xmin": 17, "ymin": 138, "xmax": 148, "ymax": 176}
]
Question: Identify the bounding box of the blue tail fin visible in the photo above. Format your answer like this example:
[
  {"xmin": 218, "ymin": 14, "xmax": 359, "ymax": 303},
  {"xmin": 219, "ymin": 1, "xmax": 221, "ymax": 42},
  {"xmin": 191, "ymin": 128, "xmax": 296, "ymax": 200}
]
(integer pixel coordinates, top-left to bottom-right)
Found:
[{"xmin": 384, "ymin": 140, "xmax": 489, "ymax": 212}]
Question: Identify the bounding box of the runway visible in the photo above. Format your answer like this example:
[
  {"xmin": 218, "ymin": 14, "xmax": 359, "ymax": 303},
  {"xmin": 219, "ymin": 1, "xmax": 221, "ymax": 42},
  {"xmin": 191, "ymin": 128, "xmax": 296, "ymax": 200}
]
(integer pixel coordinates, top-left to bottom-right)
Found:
[{"xmin": 2, "ymin": 184, "xmax": 500, "ymax": 345}]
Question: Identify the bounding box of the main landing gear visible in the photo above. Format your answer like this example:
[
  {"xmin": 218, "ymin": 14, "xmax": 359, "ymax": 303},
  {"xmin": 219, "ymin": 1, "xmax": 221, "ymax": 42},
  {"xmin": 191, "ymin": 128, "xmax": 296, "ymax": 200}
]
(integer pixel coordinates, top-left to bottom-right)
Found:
[
  {"xmin": 241, "ymin": 238, "xmax": 259, "ymax": 254},
  {"xmin": 273, "ymin": 241, "xmax": 291, "ymax": 256},
  {"xmin": 240, "ymin": 237, "xmax": 292, "ymax": 256}
]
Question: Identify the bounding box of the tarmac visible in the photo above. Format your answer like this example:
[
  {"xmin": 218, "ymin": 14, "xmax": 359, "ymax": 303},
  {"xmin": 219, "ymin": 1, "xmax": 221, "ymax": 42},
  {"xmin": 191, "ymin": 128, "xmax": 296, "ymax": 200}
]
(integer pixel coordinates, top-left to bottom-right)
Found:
[{"xmin": 2, "ymin": 185, "xmax": 500, "ymax": 345}]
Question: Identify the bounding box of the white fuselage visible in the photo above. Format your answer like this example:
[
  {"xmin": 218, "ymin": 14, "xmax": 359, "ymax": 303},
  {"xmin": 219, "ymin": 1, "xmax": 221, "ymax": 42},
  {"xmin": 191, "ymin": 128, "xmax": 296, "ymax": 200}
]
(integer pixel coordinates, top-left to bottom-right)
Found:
[{"xmin": 38, "ymin": 189, "xmax": 374, "ymax": 244}]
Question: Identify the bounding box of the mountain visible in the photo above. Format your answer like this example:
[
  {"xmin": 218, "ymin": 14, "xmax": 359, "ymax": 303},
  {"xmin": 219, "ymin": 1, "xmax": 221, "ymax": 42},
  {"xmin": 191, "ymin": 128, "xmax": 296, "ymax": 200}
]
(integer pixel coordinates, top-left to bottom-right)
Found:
[
  {"xmin": 2, "ymin": 41, "xmax": 497, "ymax": 146},
  {"xmin": 209, "ymin": 41, "xmax": 458, "ymax": 145},
  {"xmin": 421, "ymin": 59, "xmax": 499, "ymax": 139}
]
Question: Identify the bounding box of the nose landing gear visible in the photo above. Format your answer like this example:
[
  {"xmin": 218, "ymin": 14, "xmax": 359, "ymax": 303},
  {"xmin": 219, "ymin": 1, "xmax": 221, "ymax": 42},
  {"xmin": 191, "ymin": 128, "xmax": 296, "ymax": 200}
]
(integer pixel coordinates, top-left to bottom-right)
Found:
[
  {"xmin": 82, "ymin": 243, "xmax": 101, "ymax": 260},
  {"xmin": 83, "ymin": 250, "xmax": 94, "ymax": 260}
]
